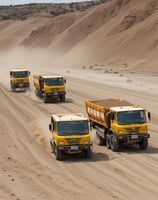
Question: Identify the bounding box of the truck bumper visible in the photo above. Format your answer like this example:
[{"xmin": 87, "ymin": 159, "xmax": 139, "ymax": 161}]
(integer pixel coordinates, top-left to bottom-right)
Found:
[
  {"xmin": 57, "ymin": 144, "xmax": 92, "ymax": 152},
  {"xmin": 117, "ymin": 133, "xmax": 150, "ymax": 143},
  {"xmin": 47, "ymin": 91, "xmax": 65, "ymax": 97},
  {"xmin": 13, "ymin": 82, "xmax": 29, "ymax": 88}
]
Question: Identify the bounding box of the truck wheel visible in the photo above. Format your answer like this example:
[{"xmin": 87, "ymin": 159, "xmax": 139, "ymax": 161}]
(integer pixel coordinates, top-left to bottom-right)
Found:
[
  {"xmin": 96, "ymin": 132, "xmax": 105, "ymax": 145},
  {"xmin": 35, "ymin": 89, "xmax": 38, "ymax": 96},
  {"xmin": 110, "ymin": 135, "xmax": 119, "ymax": 152},
  {"xmin": 60, "ymin": 95, "xmax": 65, "ymax": 102},
  {"xmin": 85, "ymin": 149, "xmax": 92, "ymax": 159},
  {"xmin": 139, "ymin": 138, "xmax": 148, "ymax": 150},
  {"xmin": 50, "ymin": 139, "xmax": 55, "ymax": 153},
  {"xmin": 106, "ymin": 134, "xmax": 111, "ymax": 149},
  {"xmin": 11, "ymin": 86, "xmax": 16, "ymax": 92},
  {"xmin": 11, "ymin": 83, "xmax": 16, "ymax": 92},
  {"xmin": 43, "ymin": 95, "xmax": 49, "ymax": 103},
  {"xmin": 55, "ymin": 146, "xmax": 63, "ymax": 160}
]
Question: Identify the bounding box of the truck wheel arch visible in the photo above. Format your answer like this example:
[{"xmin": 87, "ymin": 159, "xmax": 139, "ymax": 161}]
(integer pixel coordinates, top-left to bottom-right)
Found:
[{"xmin": 108, "ymin": 128, "xmax": 116, "ymax": 136}]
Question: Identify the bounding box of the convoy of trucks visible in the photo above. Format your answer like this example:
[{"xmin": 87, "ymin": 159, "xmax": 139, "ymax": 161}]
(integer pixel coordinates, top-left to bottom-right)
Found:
[
  {"xmin": 49, "ymin": 113, "xmax": 92, "ymax": 160},
  {"xmin": 85, "ymin": 98, "xmax": 151, "ymax": 152},
  {"xmin": 33, "ymin": 74, "xmax": 66, "ymax": 103},
  {"xmin": 10, "ymin": 68, "xmax": 30, "ymax": 91},
  {"xmin": 9, "ymin": 69, "xmax": 151, "ymax": 159}
]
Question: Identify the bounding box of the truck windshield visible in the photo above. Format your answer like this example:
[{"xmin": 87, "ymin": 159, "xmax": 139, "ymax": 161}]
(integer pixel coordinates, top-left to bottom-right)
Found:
[
  {"xmin": 45, "ymin": 78, "xmax": 64, "ymax": 86},
  {"xmin": 57, "ymin": 121, "xmax": 89, "ymax": 135},
  {"xmin": 12, "ymin": 71, "xmax": 28, "ymax": 78},
  {"xmin": 117, "ymin": 110, "xmax": 146, "ymax": 125}
]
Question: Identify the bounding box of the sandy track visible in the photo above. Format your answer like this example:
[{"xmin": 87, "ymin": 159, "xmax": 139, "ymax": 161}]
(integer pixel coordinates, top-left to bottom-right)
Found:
[{"xmin": 0, "ymin": 71, "xmax": 158, "ymax": 200}]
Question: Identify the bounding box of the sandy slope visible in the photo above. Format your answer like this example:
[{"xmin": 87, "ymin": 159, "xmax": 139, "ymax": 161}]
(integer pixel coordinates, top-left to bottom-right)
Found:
[
  {"xmin": 1, "ymin": 0, "xmax": 158, "ymax": 71},
  {"xmin": 0, "ymin": 65, "xmax": 158, "ymax": 200}
]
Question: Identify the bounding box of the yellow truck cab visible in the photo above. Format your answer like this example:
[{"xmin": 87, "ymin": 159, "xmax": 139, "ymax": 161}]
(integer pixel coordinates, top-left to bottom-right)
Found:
[
  {"xmin": 33, "ymin": 74, "xmax": 66, "ymax": 103},
  {"xmin": 10, "ymin": 68, "xmax": 30, "ymax": 91},
  {"xmin": 49, "ymin": 113, "xmax": 92, "ymax": 160},
  {"xmin": 85, "ymin": 99, "xmax": 151, "ymax": 152}
]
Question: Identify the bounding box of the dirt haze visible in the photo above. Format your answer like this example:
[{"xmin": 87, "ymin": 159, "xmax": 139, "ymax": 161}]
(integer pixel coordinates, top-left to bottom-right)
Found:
[
  {"xmin": 1, "ymin": 0, "xmax": 158, "ymax": 72},
  {"xmin": 1, "ymin": 0, "xmax": 158, "ymax": 199}
]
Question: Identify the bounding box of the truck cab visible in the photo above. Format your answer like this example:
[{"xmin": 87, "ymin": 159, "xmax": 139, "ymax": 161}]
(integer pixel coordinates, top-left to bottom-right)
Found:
[
  {"xmin": 10, "ymin": 68, "xmax": 30, "ymax": 92},
  {"xmin": 33, "ymin": 74, "xmax": 66, "ymax": 103},
  {"xmin": 49, "ymin": 113, "xmax": 92, "ymax": 160},
  {"xmin": 107, "ymin": 106, "xmax": 150, "ymax": 151}
]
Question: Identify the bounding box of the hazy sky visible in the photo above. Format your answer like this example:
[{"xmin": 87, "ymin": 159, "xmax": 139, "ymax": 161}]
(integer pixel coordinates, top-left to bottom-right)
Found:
[{"xmin": 0, "ymin": 0, "xmax": 92, "ymax": 5}]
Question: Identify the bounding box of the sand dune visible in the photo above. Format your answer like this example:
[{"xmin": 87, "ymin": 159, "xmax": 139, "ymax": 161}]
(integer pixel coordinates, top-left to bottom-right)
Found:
[{"xmin": 0, "ymin": 0, "xmax": 158, "ymax": 70}]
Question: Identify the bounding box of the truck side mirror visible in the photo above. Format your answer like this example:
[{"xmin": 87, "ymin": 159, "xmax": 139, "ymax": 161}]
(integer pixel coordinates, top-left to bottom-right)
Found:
[
  {"xmin": 148, "ymin": 112, "xmax": 151, "ymax": 121},
  {"xmin": 64, "ymin": 79, "xmax": 66, "ymax": 83},
  {"xmin": 49, "ymin": 124, "xmax": 52, "ymax": 131},
  {"xmin": 29, "ymin": 71, "xmax": 31, "ymax": 75},
  {"xmin": 111, "ymin": 112, "xmax": 114, "ymax": 121},
  {"xmin": 10, "ymin": 72, "xmax": 12, "ymax": 76}
]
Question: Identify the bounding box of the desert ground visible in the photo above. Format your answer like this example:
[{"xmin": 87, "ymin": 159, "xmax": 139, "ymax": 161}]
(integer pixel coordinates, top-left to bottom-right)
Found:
[{"xmin": 0, "ymin": 0, "xmax": 158, "ymax": 199}]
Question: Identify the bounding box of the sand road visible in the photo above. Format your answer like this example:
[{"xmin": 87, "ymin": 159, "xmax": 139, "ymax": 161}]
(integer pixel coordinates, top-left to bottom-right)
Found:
[{"xmin": 0, "ymin": 69, "xmax": 158, "ymax": 200}]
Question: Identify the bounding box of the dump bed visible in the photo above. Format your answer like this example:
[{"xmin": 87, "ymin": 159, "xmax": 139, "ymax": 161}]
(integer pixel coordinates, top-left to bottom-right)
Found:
[{"xmin": 85, "ymin": 98, "xmax": 133, "ymax": 128}]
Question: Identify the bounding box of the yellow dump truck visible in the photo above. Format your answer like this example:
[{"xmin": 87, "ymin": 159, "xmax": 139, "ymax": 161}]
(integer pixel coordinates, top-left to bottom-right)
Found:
[
  {"xmin": 49, "ymin": 113, "xmax": 92, "ymax": 160},
  {"xmin": 85, "ymin": 98, "xmax": 151, "ymax": 152},
  {"xmin": 10, "ymin": 68, "xmax": 30, "ymax": 91},
  {"xmin": 33, "ymin": 74, "xmax": 66, "ymax": 103}
]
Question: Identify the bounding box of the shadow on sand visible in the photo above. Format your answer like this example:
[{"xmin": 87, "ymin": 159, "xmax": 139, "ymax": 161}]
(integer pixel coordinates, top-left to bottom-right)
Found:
[{"xmin": 50, "ymin": 151, "xmax": 109, "ymax": 163}]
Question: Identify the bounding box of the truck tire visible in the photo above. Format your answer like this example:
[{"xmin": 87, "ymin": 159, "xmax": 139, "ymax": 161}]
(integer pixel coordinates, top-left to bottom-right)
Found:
[
  {"xmin": 85, "ymin": 149, "xmax": 92, "ymax": 159},
  {"xmin": 10, "ymin": 82, "xmax": 16, "ymax": 92},
  {"xmin": 55, "ymin": 146, "xmax": 63, "ymax": 160},
  {"xmin": 43, "ymin": 95, "xmax": 49, "ymax": 103},
  {"xmin": 35, "ymin": 89, "xmax": 38, "ymax": 96},
  {"xmin": 106, "ymin": 134, "xmax": 111, "ymax": 149},
  {"xmin": 110, "ymin": 135, "xmax": 119, "ymax": 152},
  {"xmin": 11, "ymin": 86, "xmax": 16, "ymax": 92},
  {"xmin": 50, "ymin": 139, "xmax": 55, "ymax": 153},
  {"xmin": 138, "ymin": 138, "xmax": 148, "ymax": 150},
  {"xmin": 96, "ymin": 132, "xmax": 105, "ymax": 145},
  {"xmin": 60, "ymin": 95, "xmax": 65, "ymax": 102}
]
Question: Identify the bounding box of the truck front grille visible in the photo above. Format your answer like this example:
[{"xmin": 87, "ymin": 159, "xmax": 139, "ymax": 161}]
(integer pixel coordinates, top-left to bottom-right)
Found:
[
  {"xmin": 126, "ymin": 127, "xmax": 140, "ymax": 134},
  {"xmin": 66, "ymin": 138, "xmax": 81, "ymax": 144}
]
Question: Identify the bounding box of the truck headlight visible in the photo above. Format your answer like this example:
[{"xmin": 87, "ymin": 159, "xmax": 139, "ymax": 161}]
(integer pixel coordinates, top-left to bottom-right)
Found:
[
  {"xmin": 59, "ymin": 141, "xmax": 64, "ymax": 145},
  {"xmin": 118, "ymin": 130, "xmax": 124, "ymax": 134}
]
